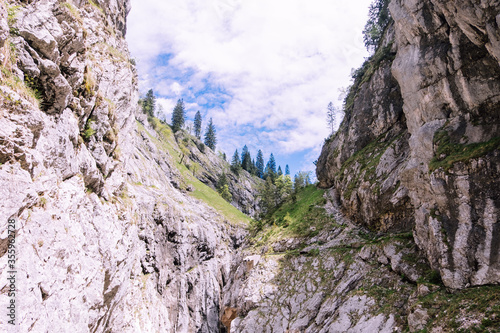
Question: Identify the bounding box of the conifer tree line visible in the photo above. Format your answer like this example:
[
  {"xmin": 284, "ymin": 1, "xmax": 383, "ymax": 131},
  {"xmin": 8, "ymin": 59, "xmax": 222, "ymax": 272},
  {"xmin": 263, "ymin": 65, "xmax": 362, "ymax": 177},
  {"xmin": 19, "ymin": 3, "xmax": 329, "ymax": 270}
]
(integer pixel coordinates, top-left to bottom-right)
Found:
[
  {"xmin": 139, "ymin": 89, "xmax": 218, "ymax": 151},
  {"xmin": 227, "ymin": 144, "xmax": 314, "ymax": 217},
  {"xmin": 229, "ymin": 146, "xmax": 291, "ymax": 181}
]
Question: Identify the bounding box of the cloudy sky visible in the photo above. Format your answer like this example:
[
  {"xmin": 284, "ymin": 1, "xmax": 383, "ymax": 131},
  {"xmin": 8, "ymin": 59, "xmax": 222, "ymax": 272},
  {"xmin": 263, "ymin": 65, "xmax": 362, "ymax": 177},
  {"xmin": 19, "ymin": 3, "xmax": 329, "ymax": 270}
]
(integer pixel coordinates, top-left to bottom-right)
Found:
[{"xmin": 126, "ymin": 0, "xmax": 373, "ymax": 176}]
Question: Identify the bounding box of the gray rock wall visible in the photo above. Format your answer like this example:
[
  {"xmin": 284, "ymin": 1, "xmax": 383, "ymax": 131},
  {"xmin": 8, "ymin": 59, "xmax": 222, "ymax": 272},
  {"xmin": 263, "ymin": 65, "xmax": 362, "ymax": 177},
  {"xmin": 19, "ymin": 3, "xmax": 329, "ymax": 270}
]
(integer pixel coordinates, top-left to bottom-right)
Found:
[
  {"xmin": 316, "ymin": 26, "xmax": 413, "ymax": 233},
  {"xmin": 0, "ymin": 0, "xmax": 245, "ymax": 331},
  {"xmin": 221, "ymin": 189, "xmax": 439, "ymax": 333},
  {"xmin": 317, "ymin": 0, "xmax": 500, "ymax": 289},
  {"xmin": 390, "ymin": 0, "xmax": 500, "ymax": 289}
]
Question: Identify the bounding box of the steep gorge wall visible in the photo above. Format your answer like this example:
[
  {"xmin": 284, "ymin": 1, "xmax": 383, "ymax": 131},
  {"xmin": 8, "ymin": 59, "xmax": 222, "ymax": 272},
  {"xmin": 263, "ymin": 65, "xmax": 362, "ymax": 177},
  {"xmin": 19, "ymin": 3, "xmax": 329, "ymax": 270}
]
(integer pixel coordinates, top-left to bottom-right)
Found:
[
  {"xmin": 316, "ymin": 25, "xmax": 413, "ymax": 233},
  {"xmin": 0, "ymin": 0, "xmax": 245, "ymax": 331},
  {"xmin": 317, "ymin": 0, "xmax": 500, "ymax": 289}
]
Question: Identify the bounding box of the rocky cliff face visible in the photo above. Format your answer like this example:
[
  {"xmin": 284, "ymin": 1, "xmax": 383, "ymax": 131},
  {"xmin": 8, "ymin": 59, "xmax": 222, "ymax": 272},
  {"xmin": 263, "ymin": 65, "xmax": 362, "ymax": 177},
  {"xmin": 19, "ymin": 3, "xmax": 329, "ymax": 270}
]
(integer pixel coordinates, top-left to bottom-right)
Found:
[
  {"xmin": 220, "ymin": 188, "xmax": 500, "ymax": 332},
  {"xmin": 2, "ymin": 0, "xmax": 499, "ymax": 332},
  {"xmin": 0, "ymin": 0, "xmax": 246, "ymax": 331},
  {"xmin": 317, "ymin": 0, "xmax": 500, "ymax": 290}
]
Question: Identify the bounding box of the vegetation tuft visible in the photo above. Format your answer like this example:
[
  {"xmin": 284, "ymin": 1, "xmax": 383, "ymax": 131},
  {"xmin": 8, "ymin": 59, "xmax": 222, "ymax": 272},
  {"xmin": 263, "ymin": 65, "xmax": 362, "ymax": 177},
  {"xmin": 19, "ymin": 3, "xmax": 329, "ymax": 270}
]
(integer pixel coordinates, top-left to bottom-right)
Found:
[
  {"xmin": 343, "ymin": 43, "xmax": 396, "ymax": 114},
  {"xmin": 430, "ymin": 130, "xmax": 500, "ymax": 172},
  {"xmin": 61, "ymin": 2, "xmax": 83, "ymax": 24},
  {"xmin": 82, "ymin": 119, "xmax": 96, "ymax": 141},
  {"xmin": 250, "ymin": 185, "xmax": 333, "ymax": 241},
  {"xmin": 337, "ymin": 132, "xmax": 404, "ymax": 200},
  {"xmin": 415, "ymin": 285, "xmax": 500, "ymax": 332}
]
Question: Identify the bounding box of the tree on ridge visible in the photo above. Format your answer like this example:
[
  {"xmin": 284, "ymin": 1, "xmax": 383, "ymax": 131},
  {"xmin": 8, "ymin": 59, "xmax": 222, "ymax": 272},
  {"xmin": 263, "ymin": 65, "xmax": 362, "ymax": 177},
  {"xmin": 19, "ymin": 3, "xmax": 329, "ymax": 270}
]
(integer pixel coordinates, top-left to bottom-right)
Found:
[
  {"xmin": 204, "ymin": 118, "xmax": 217, "ymax": 150},
  {"xmin": 194, "ymin": 111, "xmax": 202, "ymax": 139},
  {"xmin": 171, "ymin": 99, "xmax": 185, "ymax": 132}
]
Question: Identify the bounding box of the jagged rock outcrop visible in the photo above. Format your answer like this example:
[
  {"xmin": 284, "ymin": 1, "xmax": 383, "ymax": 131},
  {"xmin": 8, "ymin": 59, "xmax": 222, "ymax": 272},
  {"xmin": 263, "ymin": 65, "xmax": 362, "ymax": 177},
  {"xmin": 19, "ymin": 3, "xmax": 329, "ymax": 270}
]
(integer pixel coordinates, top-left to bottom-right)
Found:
[
  {"xmin": 316, "ymin": 25, "xmax": 413, "ymax": 233},
  {"xmin": 220, "ymin": 189, "xmax": 477, "ymax": 333},
  {"xmin": 0, "ymin": 1, "xmax": 245, "ymax": 331},
  {"xmin": 317, "ymin": 0, "xmax": 500, "ymax": 290}
]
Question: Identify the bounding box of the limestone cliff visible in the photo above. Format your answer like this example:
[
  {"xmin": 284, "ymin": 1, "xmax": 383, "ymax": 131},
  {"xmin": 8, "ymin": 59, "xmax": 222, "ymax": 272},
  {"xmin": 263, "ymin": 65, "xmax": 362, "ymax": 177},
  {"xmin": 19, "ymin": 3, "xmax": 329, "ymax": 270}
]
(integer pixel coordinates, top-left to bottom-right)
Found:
[
  {"xmin": 0, "ymin": 0, "xmax": 246, "ymax": 331},
  {"xmin": 317, "ymin": 0, "xmax": 500, "ymax": 290},
  {"xmin": 1, "ymin": 0, "xmax": 499, "ymax": 332},
  {"xmin": 220, "ymin": 187, "xmax": 500, "ymax": 332}
]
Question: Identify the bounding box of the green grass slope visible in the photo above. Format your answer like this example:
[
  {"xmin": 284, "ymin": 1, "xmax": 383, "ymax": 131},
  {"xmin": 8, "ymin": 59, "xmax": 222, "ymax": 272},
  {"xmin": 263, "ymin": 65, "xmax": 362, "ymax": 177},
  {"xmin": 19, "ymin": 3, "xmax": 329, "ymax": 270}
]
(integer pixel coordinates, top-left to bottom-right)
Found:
[{"xmin": 137, "ymin": 118, "xmax": 252, "ymax": 226}]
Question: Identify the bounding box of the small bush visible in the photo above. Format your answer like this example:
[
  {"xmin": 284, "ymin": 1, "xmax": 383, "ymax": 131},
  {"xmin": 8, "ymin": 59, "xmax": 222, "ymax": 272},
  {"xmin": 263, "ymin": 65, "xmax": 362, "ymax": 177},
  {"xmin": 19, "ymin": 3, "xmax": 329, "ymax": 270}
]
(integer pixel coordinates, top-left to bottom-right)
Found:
[
  {"xmin": 218, "ymin": 184, "xmax": 232, "ymax": 203},
  {"xmin": 82, "ymin": 119, "xmax": 96, "ymax": 141},
  {"xmin": 83, "ymin": 66, "xmax": 96, "ymax": 96}
]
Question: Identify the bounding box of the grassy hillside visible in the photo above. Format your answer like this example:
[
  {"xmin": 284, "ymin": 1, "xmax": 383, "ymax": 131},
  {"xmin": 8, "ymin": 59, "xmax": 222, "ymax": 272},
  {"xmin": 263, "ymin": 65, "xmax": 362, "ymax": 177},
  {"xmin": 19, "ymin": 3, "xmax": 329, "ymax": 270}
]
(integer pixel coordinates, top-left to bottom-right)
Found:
[
  {"xmin": 137, "ymin": 118, "xmax": 252, "ymax": 226},
  {"xmin": 251, "ymin": 185, "xmax": 339, "ymax": 245}
]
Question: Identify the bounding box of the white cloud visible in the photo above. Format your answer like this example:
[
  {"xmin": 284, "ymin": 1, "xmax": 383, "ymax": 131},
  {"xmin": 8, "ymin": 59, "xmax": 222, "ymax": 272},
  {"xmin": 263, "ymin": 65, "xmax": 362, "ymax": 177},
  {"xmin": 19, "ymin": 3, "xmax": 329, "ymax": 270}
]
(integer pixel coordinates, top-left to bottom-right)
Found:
[{"xmin": 127, "ymin": 0, "xmax": 373, "ymax": 168}]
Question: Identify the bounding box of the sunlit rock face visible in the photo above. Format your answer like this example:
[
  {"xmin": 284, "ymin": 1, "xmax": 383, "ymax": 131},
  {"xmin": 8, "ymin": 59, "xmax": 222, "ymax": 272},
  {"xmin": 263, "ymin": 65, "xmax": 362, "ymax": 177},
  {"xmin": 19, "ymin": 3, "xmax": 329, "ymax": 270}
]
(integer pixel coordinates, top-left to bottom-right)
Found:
[
  {"xmin": 317, "ymin": 0, "xmax": 500, "ymax": 290},
  {"xmin": 0, "ymin": 0, "xmax": 245, "ymax": 331}
]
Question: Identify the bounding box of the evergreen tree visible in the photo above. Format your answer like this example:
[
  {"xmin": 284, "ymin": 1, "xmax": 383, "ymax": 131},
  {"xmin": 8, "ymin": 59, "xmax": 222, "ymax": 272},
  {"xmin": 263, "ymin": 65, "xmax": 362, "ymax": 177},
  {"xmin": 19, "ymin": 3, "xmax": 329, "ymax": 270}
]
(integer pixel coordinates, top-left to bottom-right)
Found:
[
  {"xmin": 294, "ymin": 171, "xmax": 312, "ymax": 191},
  {"xmin": 259, "ymin": 177, "xmax": 277, "ymax": 217},
  {"xmin": 204, "ymin": 118, "xmax": 217, "ymax": 150},
  {"xmin": 216, "ymin": 173, "xmax": 232, "ymax": 202},
  {"xmin": 285, "ymin": 165, "xmax": 290, "ymax": 176},
  {"xmin": 231, "ymin": 149, "xmax": 241, "ymax": 174},
  {"xmin": 142, "ymin": 89, "xmax": 156, "ymax": 117},
  {"xmin": 327, "ymin": 102, "xmax": 337, "ymax": 134},
  {"xmin": 251, "ymin": 158, "xmax": 257, "ymax": 176},
  {"xmin": 194, "ymin": 111, "xmax": 202, "ymax": 139},
  {"xmin": 256, "ymin": 150, "xmax": 265, "ymax": 178},
  {"xmin": 241, "ymin": 145, "xmax": 252, "ymax": 172},
  {"xmin": 171, "ymin": 99, "xmax": 186, "ymax": 132},
  {"xmin": 362, "ymin": 0, "xmax": 391, "ymax": 52},
  {"xmin": 218, "ymin": 184, "xmax": 232, "ymax": 202},
  {"xmin": 275, "ymin": 174, "xmax": 293, "ymax": 204},
  {"xmin": 258, "ymin": 174, "xmax": 293, "ymax": 218},
  {"xmin": 277, "ymin": 166, "xmax": 283, "ymax": 176},
  {"xmin": 265, "ymin": 153, "xmax": 277, "ymax": 181}
]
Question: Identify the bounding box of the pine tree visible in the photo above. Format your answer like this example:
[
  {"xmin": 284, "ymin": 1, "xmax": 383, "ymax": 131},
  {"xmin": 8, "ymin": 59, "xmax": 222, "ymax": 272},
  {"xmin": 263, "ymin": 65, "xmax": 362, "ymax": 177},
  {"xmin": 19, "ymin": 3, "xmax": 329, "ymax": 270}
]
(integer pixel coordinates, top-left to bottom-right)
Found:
[
  {"xmin": 251, "ymin": 158, "xmax": 257, "ymax": 175},
  {"xmin": 265, "ymin": 153, "xmax": 277, "ymax": 181},
  {"xmin": 216, "ymin": 173, "xmax": 232, "ymax": 202},
  {"xmin": 142, "ymin": 89, "xmax": 156, "ymax": 117},
  {"xmin": 231, "ymin": 149, "xmax": 241, "ymax": 174},
  {"xmin": 285, "ymin": 165, "xmax": 290, "ymax": 175},
  {"xmin": 294, "ymin": 171, "xmax": 312, "ymax": 191},
  {"xmin": 194, "ymin": 111, "xmax": 202, "ymax": 139},
  {"xmin": 241, "ymin": 145, "xmax": 252, "ymax": 172},
  {"xmin": 275, "ymin": 174, "xmax": 293, "ymax": 204},
  {"xmin": 259, "ymin": 177, "xmax": 276, "ymax": 217},
  {"xmin": 256, "ymin": 150, "xmax": 265, "ymax": 178},
  {"xmin": 277, "ymin": 166, "xmax": 283, "ymax": 176},
  {"xmin": 171, "ymin": 99, "xmax": 185, "ymax": 132},
  {"xmin": 204, "ymin": 118, "xmax": 217, "ymax": 150},
  {"xmin": 363, "ymin": 0, "xmax": 391, "ymax": 52},
  {"xmin": 327, "ymin": 102, "xmax": 337, "ymax": 134}
]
